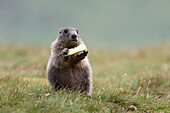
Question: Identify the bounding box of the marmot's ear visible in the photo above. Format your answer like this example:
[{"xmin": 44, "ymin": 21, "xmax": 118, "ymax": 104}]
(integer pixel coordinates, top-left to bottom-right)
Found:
[
  {"xmin": 76, "ymin": 29, "xmax": 78, "ymax": 34},
  {"xmin": 59, "ymin": 28, "xmax": 63, "ymax": 34}
]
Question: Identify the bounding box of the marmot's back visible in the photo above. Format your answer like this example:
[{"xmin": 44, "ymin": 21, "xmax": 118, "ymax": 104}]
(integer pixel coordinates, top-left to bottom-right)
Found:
[{"xmin": 46, "ymin": 27, "xmax": 92, "ymax": 95}]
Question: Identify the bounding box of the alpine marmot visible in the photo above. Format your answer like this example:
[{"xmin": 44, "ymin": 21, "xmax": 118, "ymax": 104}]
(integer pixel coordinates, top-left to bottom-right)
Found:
[{"xmin": 46, "ymin": 27, "xmax": 92, "ymax": 95}]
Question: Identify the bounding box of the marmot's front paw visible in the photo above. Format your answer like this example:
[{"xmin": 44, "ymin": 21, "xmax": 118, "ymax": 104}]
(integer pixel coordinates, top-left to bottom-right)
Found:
[
  {"xmin": 62, "ymin": 48, "xmax": 69, "ymax": 57},
  {"xmin": 76, "ymin": 50, "xmax": 88, "ymax": 60}
]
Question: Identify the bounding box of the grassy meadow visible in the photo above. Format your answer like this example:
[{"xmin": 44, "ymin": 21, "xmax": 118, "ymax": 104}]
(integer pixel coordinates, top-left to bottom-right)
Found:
[{"xmin": 0, "ymin": 44, "xmax": 169, "ymax": 112}]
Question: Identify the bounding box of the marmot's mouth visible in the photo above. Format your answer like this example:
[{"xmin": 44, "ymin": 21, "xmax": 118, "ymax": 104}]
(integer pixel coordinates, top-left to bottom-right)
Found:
[
  {"xmin": 66, "ymin": 44, "xmax": 79, "ymax": 49},
  {"xmin": 66, "ymin": 41, "xmax": 79, "ymax": 49},
  {"xmin": 71, "ymin": 39, "xmax": 78, "ymax": 42},
  {"xmin": 68, "ymin": 46, "xmax": 77, "ymax": 49}
]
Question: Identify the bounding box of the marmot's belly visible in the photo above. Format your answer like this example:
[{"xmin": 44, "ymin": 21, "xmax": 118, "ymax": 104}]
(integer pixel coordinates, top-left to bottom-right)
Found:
[{"xmin": 55, "ymin": 68, "xmax": 86, "ymax": 90}]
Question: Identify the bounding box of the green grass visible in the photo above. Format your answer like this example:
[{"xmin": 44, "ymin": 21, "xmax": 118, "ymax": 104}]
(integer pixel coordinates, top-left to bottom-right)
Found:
[{"xmin": 0, "ymin": 44, "xmax": 169, "ymax": 112}]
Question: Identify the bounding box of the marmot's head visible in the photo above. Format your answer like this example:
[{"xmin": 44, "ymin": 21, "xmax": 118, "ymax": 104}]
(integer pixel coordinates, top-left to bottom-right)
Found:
[{"xmin": 57, "ymin": 27, "xmax": 83, "ymax": 49}]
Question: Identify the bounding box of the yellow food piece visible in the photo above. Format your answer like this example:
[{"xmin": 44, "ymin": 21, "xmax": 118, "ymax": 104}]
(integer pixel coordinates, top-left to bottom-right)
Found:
[{"xmin": 68, "ymin": 44, "xmax": 87, "ymax": 56}]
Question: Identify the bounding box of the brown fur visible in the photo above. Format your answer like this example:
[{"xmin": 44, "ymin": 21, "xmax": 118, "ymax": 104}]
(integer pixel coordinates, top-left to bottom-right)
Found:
[{"xmin": 46, "ymin": 27, "xmax": 92, "ymax": 95}]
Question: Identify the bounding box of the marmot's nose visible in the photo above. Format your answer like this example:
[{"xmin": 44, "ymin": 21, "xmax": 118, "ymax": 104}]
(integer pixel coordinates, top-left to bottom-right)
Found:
[{"xmin": 71, "ymin": 34, "xmax": 77, "ymax": 40}]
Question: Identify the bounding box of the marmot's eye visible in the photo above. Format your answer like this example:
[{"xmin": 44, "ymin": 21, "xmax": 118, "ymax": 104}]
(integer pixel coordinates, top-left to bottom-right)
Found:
[
  {"xmin": 76, "ymin": 30, "xmax": 78, "ymax": 34},
  {"xmin": 59, "ymin": 31, "xmax": 61, "ymax": 34},
  {"xmin": 64, "ymin": 29, "xmax": 68, "ymax": 33}
]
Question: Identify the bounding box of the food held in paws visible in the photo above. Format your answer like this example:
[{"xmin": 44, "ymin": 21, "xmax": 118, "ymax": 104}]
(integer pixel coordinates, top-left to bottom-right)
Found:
[{"xmin": 67, "ymin": 44, "xmax": 87, "ymax": 56}]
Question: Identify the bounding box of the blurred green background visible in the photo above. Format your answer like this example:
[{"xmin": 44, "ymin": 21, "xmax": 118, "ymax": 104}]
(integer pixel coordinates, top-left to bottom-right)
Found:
[{"xmin": 0, "ymin": 0, "xmax": 170, "ymax": 48}]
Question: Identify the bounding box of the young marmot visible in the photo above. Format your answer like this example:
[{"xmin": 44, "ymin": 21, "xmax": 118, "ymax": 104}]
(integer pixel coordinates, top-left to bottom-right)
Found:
[{"xmin": 46, "ymin": 27, "xmax": 92, "ymax": 95}]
